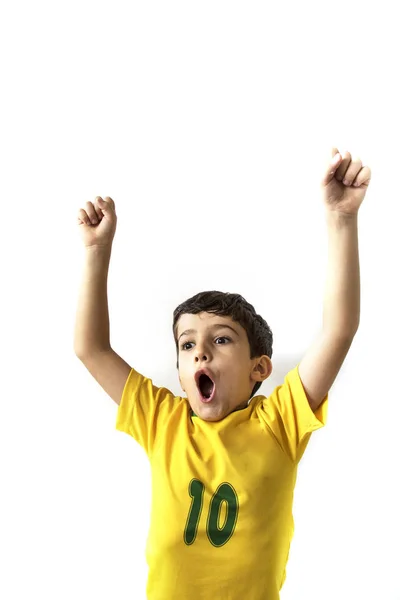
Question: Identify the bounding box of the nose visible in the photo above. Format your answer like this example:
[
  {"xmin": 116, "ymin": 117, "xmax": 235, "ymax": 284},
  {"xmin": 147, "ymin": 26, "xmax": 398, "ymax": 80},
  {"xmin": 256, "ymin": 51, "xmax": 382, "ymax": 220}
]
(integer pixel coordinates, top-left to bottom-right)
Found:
[
  {"xmin": 195, "ymin": 346, "xmax": 209, "ymax": 362},
  {"xmin": 194, "ymin": 338, "xmax": 213, "ymax": 363}
]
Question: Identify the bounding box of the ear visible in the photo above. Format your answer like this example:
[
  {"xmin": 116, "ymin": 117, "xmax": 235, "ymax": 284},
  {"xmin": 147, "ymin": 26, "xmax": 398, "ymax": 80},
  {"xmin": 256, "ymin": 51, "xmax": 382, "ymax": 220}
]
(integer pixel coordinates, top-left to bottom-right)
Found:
[{"xmin": 253, "ymin": 356, "xmax": 273, "ymax": 382}]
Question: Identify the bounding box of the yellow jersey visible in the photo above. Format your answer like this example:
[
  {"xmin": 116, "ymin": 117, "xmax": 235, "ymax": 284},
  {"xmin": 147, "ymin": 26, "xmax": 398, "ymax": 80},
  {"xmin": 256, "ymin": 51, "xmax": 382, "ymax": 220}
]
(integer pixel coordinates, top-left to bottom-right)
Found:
[{"xmin": 116, "ymin": 363, "xmax": 328, "ymax": 599}]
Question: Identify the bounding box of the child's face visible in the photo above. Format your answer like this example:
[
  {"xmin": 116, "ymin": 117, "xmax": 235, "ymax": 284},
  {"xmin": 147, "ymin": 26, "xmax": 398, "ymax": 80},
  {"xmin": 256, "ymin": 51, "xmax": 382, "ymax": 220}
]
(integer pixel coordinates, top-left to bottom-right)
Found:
[{"xmin": 176, "ymin": 311, "xmax": 271, "ymax": 422}]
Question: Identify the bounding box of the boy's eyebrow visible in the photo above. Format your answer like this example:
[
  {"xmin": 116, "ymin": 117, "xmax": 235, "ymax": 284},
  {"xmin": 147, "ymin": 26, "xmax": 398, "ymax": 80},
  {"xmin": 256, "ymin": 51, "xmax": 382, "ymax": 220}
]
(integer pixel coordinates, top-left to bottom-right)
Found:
[{"xmin": 178, "ymin": 324, "xmax": 239, "ymax": 342}]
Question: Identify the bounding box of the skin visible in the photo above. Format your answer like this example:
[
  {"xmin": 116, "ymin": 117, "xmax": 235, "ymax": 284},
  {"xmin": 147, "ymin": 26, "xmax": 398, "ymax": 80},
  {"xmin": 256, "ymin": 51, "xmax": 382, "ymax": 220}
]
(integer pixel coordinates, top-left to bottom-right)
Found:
[{"xmin": 176, "ymin": 311, "xmax": 273, "ymax": 422}]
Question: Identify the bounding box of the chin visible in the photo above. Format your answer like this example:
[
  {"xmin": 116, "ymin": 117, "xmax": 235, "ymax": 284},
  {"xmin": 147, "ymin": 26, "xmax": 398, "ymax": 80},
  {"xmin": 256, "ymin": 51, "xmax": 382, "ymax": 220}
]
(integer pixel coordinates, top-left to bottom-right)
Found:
[
  {"xmin": 199, "ymin": 403, "xmax": 231, "ymax": 419},
  {"xmin": 200, "ymin": 412, "xmax": 226, "ymax": 422}
]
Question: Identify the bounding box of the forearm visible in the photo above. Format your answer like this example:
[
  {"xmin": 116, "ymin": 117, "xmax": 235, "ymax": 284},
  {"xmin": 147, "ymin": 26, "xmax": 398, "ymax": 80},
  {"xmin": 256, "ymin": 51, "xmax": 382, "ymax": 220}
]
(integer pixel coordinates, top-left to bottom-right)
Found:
[
  {"xmin": 74, "ymin": 245, "xmax": 112, "ymax": 356},
  {"xmin": 322, "ymin": 211, "xmax": 360, "ymax": 337}
]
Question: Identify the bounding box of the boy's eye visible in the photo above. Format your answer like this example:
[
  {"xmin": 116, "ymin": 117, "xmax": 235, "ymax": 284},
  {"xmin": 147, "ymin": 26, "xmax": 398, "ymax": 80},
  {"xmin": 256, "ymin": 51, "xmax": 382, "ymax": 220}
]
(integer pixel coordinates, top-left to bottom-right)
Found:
[{"xmin": 181, "ymin": 336, "xmax": 230, "ymax": 351}]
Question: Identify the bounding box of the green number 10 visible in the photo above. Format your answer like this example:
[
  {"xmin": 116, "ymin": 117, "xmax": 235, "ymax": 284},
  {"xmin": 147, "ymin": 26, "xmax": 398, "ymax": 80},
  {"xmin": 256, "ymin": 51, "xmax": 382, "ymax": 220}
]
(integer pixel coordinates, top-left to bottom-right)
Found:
[{"xmin": 183, "ymin": 478, "xmax": 239, "ymax": 547}]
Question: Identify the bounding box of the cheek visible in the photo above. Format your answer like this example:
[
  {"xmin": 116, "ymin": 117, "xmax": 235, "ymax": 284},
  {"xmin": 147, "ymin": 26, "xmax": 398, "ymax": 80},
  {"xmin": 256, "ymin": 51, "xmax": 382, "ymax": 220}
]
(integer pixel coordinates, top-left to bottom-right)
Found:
[{"xmin": 225, "ymin": 372, "xmax": 246, "ymax": 393}]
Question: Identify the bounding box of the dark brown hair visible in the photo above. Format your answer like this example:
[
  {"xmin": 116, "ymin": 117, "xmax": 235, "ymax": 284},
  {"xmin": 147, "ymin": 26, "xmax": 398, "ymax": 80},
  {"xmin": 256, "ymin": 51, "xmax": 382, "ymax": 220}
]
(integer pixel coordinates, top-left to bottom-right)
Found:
[{"xmin": 173, "ymin": 290, "xmax": 273, "ymax": 399}]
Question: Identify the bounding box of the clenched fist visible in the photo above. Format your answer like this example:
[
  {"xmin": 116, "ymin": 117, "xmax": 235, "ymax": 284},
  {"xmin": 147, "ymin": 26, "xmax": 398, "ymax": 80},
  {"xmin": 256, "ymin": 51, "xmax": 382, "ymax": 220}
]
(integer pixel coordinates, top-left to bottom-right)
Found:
[{"xmin": 77, "ymin": 196, "xmax": 117, "ymax": 248}]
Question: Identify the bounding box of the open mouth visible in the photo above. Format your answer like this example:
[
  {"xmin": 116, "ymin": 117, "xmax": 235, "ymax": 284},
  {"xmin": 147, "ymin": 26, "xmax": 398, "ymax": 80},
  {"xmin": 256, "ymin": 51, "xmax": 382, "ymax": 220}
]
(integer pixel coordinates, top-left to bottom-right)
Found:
[{"xmin": 197, "ymin": 374, "xmax": 216, "ymax": 403}]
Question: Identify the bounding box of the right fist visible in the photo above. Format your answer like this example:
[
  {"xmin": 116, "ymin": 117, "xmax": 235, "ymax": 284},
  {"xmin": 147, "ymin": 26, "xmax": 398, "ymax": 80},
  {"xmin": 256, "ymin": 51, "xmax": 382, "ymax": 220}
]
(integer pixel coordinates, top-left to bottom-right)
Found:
[{"xmin": 77, "ymin": 196, "xmax": 117, "ymax": 248}]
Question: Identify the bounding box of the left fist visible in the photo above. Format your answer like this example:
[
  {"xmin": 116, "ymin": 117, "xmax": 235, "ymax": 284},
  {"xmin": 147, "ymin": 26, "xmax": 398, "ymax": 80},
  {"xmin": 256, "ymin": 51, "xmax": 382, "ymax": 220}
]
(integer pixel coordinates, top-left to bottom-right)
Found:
[{"xmin": 321, "ymin": 147, "xmax": 372, "ymax": 216}]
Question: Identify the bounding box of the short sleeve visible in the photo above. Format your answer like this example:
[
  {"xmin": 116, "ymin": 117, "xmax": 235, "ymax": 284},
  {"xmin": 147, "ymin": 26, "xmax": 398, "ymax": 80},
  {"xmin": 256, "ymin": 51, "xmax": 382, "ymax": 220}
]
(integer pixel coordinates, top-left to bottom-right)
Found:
[
  {"xmin": 257, "ymin": 364, "xmax": 328, "ymax": 463},
  {"xmin": 116, "ymin": 368, "xmax": 180, "ymax": 459}
]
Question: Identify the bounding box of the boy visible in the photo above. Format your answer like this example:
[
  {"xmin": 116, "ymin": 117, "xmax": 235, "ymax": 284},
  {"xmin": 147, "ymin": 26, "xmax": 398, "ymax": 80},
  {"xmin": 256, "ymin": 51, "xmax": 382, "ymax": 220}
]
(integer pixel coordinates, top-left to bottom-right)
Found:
[{"xmin": 74, "ymin": 148, "xmax": 371, "ymax": 599}]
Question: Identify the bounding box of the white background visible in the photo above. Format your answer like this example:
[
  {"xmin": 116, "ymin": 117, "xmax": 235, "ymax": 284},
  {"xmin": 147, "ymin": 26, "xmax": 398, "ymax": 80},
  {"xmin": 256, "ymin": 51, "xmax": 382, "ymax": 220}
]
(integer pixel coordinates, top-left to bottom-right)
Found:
[{"xmin": 1, "ymin": 1, "xmax": 399, "ymax": 598}]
